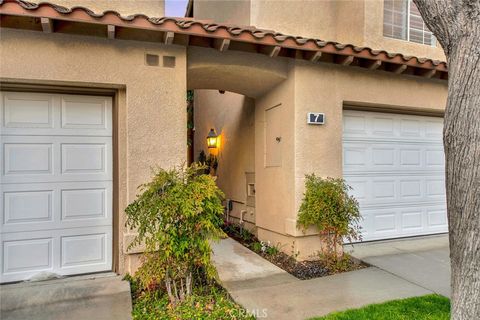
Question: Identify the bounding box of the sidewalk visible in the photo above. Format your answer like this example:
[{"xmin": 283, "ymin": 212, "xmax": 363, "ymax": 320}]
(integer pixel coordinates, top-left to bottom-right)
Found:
[{"xmin": 212, "ymin": 238, "xmax": 432, "ymax": 320}]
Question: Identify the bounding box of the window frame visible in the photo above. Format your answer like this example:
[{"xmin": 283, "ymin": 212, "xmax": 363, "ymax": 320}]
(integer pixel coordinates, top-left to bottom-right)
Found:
[{"xmin": 383, "ymin": 0, "xmax": 436, "ymax": 47}]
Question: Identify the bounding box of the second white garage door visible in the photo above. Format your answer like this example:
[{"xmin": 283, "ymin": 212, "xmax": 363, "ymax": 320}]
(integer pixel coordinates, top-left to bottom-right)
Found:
[
  {"xmin": 0, "ymin": 92, "xmax": 113, "ymax": 283},
  {"xmin": 343, "ymin": 110, "xmax": 448, "ymax": 241}
]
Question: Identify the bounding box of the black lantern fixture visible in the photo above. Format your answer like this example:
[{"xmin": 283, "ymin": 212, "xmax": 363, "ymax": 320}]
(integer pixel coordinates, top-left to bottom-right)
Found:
[{"xmin": 206, "ymin": 128, "xmax": 218, "ymax": 149}]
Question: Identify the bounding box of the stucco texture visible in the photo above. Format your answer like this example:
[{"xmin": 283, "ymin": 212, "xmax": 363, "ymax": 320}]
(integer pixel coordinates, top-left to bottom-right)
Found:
[
  {"xmin": 193, "ymin": 0, "xmax": 446, "ymax": 62},
  {"xmin": 194, "ymin": 90, "xmax": 256, "ymax": 226},
  {"xmin": 290, "ymin": 61, "xmax": 447, "ymax": 258},
  {"xmin": 0, "ymin": 1, "xmax": 449, "ymax": 265},
  {"xmin": 0, "ymin": 29, "xmax": 187, "ymax": 274},
  {"xmin": 189, "ymin": 48, "xmax": 447, "ymax": 260},
  {"xmin": 184, "ymin": 0, "xmax": 449, "ymax": 260}
]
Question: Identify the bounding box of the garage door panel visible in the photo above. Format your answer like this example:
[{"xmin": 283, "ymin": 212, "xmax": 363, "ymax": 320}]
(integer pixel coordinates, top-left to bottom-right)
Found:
[
  {"xmin": 61, "ymin": 143, "xmax": 107, "ymax": 174},
  {"xmin": 425, "ymin": 121, "xmax": 443, "ymax": 138},
  {"xmin": 1, "ymin": 92, "xmax": 112, "ymax": 136},
  {"xmin": 372, "ymin": 147, "xmax": 395, "ymax": 166},
  {"xmin": 4, "ymin": 142, "xmax": 53, "ymax": 175},
  {"xmin": 372, "ymin": 210, "xmax": 397, "ymax": 233},
  {"xmin": 399, "ymin": 179, "xmax": 422, "ymax": 199},
  {"xmin": 343, "ymin": 145, "xmax": 368, "ymax": 167},
  {"xmin": 3, "ymin": 190, "xmax": 54, "ymax": 224},
  {"xmin": 2, "ymin": 92, "xmax": 54, "ymax": 129},
  {"xmin": 343, "ymin": 110, "xmax": 447, "ymax": 241},
  {"xmin": 61, "ymin": 188, "xmax": 107, "ymax": 220},
  {"xmin": 61, "ymin": 233, "xmax": 107, "ymax": 268},
  {"xmin": 345, "ymin": 174, "xmax": 445, "ymax": 206},
  {"xmin": 1, "ymin": 92, "xmax": 112, "ymax": 282},
  {"xmin": 61, "ymin": 95, "xmax": 110, "ymax": 130},
  {"xmin": 401, "ymin": 209, "xmax": 423, "ymax": 231},
  {"xmin": 2, "ymin": 182, "xmax": 112, "ymax": 233},
  {"xmin": 372, "ymin": 116, "xmax": 395, "ymax": 136},
  {"xmin": 2, "ymin": 237, "xmax": 54, "ymax": 275},
  {"xmin": 426, "ymin": 178, "xmax": 446, "ymax": 198},
  {"xmin": 359, "ymin": 206, "xmax": 446, "ymax": 240},
  {"xmin": 0, "ymin": 227, "xmax": 112, "ymax": 282},
  {"xmin": 425, "ymin": 148, "xmax": 445, "ymax": 166},
  {"xmin": 2, "ymin": 136, "xmax": 112, "ymax": 184},
  {"xmin": 343, "ymin": 111, "xmax": 443, "ymax": 141},
  {"xmin": 427, "ymin": 207, "xmax": 448, "ymax": 228},
  {"xmin": 344, "ymin": 142, "xmax": 443, "ymax": 173}
]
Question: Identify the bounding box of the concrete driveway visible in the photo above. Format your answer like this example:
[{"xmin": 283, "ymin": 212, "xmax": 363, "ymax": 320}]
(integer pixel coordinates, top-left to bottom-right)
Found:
[
  {"xmin": 0, "ymin": 273, "xmax": 132, "ymax": 320},
  {"xmin": 346, "ymin": 234, "xmax": 451, "ymax": 297}
]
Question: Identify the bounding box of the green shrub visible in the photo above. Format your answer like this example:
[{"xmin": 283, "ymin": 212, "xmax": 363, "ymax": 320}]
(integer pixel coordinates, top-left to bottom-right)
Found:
[
  {"xmin": 297, "ymin": 175, "xmax": 361, "ymax": 267},
  {"xmin": 131, "ymin": 285, "xmax": 255, "ymax": 320},
  {"xmin": 125, "ymin": 164, "xmax": 225, "ymax": 305},
  {"xmin": 251, "ymin": 241, "xmax": 263, "ymax": 253},
  {"xmin": 197, "ymin": 151, "xmax": 219, "ymax": 175}
]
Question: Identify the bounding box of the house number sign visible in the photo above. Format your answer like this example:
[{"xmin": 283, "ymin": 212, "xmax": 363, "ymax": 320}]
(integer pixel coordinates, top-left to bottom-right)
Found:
[{"xmin": 307, "ymin": 112, "xmax": 325, "ymax": 125}]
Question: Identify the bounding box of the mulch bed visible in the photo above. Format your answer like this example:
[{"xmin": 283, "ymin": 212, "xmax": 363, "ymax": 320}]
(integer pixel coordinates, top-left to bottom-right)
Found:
[{"xmin": 221, "ymin": 223, "xmax": 367, "ymax": 280}]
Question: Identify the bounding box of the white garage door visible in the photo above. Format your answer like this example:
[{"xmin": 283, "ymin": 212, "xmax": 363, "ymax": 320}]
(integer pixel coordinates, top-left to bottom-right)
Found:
[
  {"xmin": 343, "ymin": 110, "xmax": 448, "ymax": 241},
  {"xmin": 0, "ymin": 92, "xmax": 112, "ymax": 283}
]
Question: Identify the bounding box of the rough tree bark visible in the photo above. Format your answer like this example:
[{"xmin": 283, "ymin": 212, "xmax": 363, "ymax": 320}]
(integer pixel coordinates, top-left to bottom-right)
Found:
[{"xmin": 413, "ymin": 1, "xmax": 480, "ymax": 318}]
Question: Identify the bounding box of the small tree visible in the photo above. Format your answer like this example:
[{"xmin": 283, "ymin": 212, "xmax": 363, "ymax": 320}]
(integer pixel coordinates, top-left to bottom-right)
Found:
[
  {"xmin": 297, "ymin": 175, "xmax": 361, "ymax": 266},
  {"xmin": 125, "ymin": 164, "xmax": 224, "ymax": 305}
]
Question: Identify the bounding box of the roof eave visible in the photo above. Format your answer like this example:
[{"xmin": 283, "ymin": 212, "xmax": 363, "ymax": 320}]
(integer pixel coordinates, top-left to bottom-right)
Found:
[{"xmin": 0, "ymin": 0, "xmax": 448, "ymax": 80}]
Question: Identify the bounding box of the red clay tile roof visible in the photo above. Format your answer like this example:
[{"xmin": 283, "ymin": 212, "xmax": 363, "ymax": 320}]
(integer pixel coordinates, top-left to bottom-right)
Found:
[{"xmin": 0, "ymin": 0, "xmax": 448, "ymax": 80}]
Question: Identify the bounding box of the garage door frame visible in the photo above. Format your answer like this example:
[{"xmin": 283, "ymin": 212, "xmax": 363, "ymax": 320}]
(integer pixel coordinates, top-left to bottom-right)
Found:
[{"xmin": 0, "ymin": 82, "xmax": 121, "ymax": 281}]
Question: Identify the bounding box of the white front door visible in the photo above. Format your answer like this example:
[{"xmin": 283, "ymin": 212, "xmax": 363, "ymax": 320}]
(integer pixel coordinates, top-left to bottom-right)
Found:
[
  {"xmin": 0, "ymin": 92, "xmax": 113, "ymax": 283},
  {"xmin": 343, "ymin": 110, "xmax": 448, "ymax": 241}
]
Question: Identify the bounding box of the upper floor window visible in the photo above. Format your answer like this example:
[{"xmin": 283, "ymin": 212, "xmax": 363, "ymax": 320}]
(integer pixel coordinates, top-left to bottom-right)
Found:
[{"xmin": 383, "ymin": 0, "xmax": 436, "ymax": 46}]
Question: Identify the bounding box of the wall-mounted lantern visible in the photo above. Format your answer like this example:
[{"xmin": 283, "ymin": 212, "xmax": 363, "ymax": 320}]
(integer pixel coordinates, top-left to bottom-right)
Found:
[{"xmin": 207, "ymin": 128, "xmax": 219, "ymax": 149}]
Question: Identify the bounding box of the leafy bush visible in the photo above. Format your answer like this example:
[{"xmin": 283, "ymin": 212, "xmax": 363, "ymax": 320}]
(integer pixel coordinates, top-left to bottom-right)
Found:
[
  {"xmin": 126, "ymin": 275, "xmax": 255, "ymax": 320},
  {"xmin": 297, "ymin": 175, "xmax": 361, "ymax": 267},
  {"xmin": 125, "ymin": 164, "xmax": 225, "ymax": 305},
  {"xmin": 222, "ymin": 221, "xmax": 255, "ymax": 243},
  {"xmin": 251, "ymin": 241, "xmax": 263, "ymax": 253},
  {"xmin": 197, "ymin": 150, "xmax": 219, "ymax": 175}
]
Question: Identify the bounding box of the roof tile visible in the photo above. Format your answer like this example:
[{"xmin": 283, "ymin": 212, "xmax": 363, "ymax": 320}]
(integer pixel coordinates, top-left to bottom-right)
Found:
[{"xmin": 0, "ymin": 0, "xmax": 447, "ymax": 74}]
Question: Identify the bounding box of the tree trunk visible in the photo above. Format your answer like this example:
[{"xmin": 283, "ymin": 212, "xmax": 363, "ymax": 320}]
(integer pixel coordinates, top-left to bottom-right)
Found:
[
  {"xmin": 444, "ymin": 34, "xmax": 480, "ymax": 319},
  {"xmin": 413, "ymin": 1, "xmax": 480, "ymax": 318}
]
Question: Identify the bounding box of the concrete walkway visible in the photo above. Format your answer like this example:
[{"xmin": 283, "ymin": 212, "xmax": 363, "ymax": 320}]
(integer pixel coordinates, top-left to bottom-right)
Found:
[
  {"xmin": 346, "ymin": 234, "xmax": 451, "ymax": 297},
  {"xmin": 0, "ymin": 273, "xmax": 132, "ymax": 320},
  {"xmin": 211, "ymin": 237, "xmax": 298, "ymax": 291},
  {"xmin": 212, "ymin": 238, "xmax": 433, "ymax": 320}
]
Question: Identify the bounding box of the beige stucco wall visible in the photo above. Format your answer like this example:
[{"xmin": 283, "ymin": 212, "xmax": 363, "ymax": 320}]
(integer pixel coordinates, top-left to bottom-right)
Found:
[
  {"xmin": 250, "ymin": 61, "xmax": 448, "ymax": 260},
  {"xmin": 0, "ymin": 28, "xmax": 186, "ymax": 274},
  {"xmin": 193, "ymin": 0, "xmax": 251, "ymax": 25},
  {"xmin": 188, "ymin": 48, "xmax": 297, "ymax": 242},
  {"xmin": 0, "ymin": 14, "xmax": 449, "ymax": 270},
  {"xmin": 187, "ymin": 36, "xmax": 447, "ymax": 260},
  {"xmin": 187, "ymin": 46, "xmax": 288, "ymax": 98},
  {"xmin": 29, "ymin": 0, "xmax": 165, "ymax": 17},
  {"xmin": 251, "ymin": 0, "xmax": 338, "ymax": 40},
  {"xmin": 288, "ymin": 62, "xmax": 448, "ymax": 258},
  {"xmin": 193, "ymin": 0, "xmax": 445, "ymax": 61},
  {"xmin": 254, "ymin": 62, "xmax": 296, "ymax": 239},
  {"xmin": 193, "ymin": 90, "xmax": 256, "ymax": 225},
  {"xmin": 188, "ymin": 50, "xmax": 298, "ymax": 245}
]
